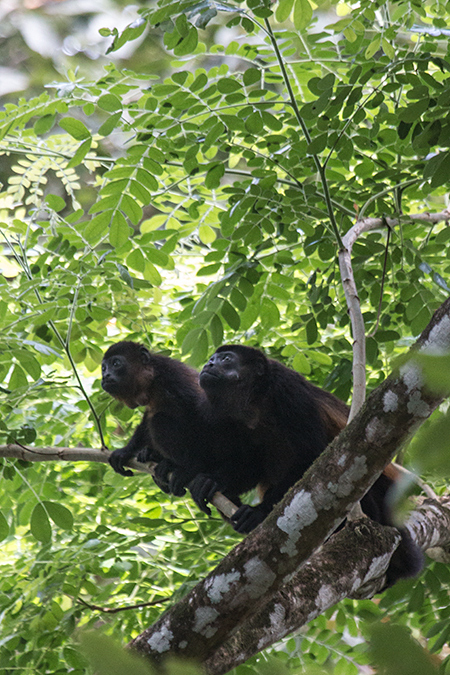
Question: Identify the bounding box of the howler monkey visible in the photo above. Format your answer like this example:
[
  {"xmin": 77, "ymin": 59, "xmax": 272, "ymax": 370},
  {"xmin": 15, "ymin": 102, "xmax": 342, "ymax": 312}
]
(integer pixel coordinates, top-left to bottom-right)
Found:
[
  {"xmin": 102, "ymin": 341, "xmax": 208, "ymax": 494},
  {"xmin": 194, "ymin": 344, "xmax": 423, "ymax": 585}
]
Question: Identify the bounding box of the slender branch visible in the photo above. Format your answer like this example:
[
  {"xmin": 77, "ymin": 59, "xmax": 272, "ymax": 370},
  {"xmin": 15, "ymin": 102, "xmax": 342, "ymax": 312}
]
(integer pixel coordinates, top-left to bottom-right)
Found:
[
  {"xmin": 0, "ymin": 230, "xmax": 106, "ymax": 446},
  {"xmin": 367, "ymin": 223, "xmax": 391, "ymax": 338},
  {"xmin": 0, "ymin": 444, "xmax": 238, "ymax": 520},
  {"xmin": 338, "ymin": 209, "xmax": 450, "ymax": 420},
  {"xmin": 263, "ymin": 19, "xmax": 342, "ymax": 248},
  {"xmin": 76, "ymin": 596, "xmax": 171, "ymax": 614}
]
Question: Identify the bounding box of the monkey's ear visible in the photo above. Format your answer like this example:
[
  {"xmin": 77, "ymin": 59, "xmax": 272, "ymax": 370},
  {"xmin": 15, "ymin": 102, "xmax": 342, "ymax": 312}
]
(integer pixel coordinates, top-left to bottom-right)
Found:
[{"xmin": 140, "ymin": 346, "xmax": 152, "ymax": 364}]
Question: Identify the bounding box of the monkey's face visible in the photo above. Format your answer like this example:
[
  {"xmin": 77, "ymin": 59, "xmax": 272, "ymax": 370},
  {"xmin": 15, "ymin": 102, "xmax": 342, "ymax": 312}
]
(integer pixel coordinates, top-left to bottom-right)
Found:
[
  {"xmin": 102, "ymin": 342, "xmax": 154, "ymax": 409},
  {"xmin": 199, "ymin": 350, "xmax": 241, "ymax": 393},
  {"xmin": 101, "ymin": 355, "xmax": 131, "ymax": 398}
]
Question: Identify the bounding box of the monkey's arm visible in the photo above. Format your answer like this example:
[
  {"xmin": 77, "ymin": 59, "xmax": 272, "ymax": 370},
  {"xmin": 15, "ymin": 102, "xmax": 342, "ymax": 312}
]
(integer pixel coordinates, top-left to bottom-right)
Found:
[{"xmin": 109, "ymin": 416, "xmax": 156, "ymax": 477}]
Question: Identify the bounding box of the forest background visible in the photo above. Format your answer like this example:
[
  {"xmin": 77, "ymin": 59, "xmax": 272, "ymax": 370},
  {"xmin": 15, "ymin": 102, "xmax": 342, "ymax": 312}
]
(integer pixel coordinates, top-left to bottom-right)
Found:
[{"xmin": 2, "ymin": 0, "xmax": 450, "ymax": 673}]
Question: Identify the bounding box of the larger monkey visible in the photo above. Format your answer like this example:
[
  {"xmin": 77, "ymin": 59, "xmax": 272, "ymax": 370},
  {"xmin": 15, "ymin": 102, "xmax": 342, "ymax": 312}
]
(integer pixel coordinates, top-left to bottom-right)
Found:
[{"xmin": 193, "ymin": 344, "xmax": 423, "ymax": 585}]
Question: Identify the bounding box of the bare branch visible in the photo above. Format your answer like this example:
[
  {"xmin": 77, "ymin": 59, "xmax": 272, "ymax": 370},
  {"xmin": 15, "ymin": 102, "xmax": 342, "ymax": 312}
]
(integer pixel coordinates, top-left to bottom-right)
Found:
[
  {"xmin": 0, "ymin": 444, "xmax": 238, "ymax": 520},
  {"xmin": 338, "ymin": 209, "xmax": 450, "ymax": 420}
]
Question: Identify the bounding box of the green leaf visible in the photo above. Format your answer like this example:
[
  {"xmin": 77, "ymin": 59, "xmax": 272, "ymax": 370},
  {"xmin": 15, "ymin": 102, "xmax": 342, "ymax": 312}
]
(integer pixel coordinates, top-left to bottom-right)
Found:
[
  {"xmin": 182, "ymin": 328, "xmax": 203, "ymax": 354},
  {"xmin": 110, "ymin": 212, "xmax": 132, "ymax": 248},
  {"xmin": 382, "ymin": 37, "xmax": 395, "ymax": 60},
  {"xmin": 9, "ymin": 364, "xmax": 27, "ymax": 390},
  {"xmin": 45, "ymin": 194, "xmax": 66, "ymax": 212},
  {"xmin": 98, "ymin": 112, "xmax": 122, "ymax": 137},
  {"xmin": 210, "ymin": 314, "xmax": 224, "ymax": 347},
  {"xmin": 67, "ymin": 138, "xmax": 92, "ymax": 168},
  {"xmin": 398, "ymin": 98, "xmax": 429, "ymax": 123},
  {"xmin": 34, "ymin": 114, "xmax": 55, "ymax": 135},
  {"xmin": 121, "ymin": 194, "xmax": 143, "ymax": 225},
  {"xmin": 221, "ymin": 300, "xmax": 240, "ymax": 330},
  {"xmin": 293, "ymin": 352, "xmax": 311, "ymax": 374},
  {"xmin": 306, "ymin": 317, "xmax": 317, "ymax": 344},
  {"xmin": 0, "ymin": 512, "xmax": 9, "ymax": 542},
  {"xmin": 84, "ymin": 211, "xmax": 111, "ymax": 245},
  {"xmin": 245, "ymin": 111, "xmax": 263, "ymax": 134},
  {"xmin": 144, "ymin": 261, "xmax": 162, "ymax": 285},
  {"xmin": 260, "ymin": 297, "xmax": 280, "ymax": 328},
  {"xmin": 30, "ymin": 503, "xmax": 52, "ymax": 543},
  {"xmin": 365, "ymin": 35, "xmax": 381, "ymax": 60},
  {"xmin": 293, "ymin": 0, "xmax": 313, "ymax": 30},
  {"xmin": 243, "ymin": 68, "xmax": 261, "ymax": 85},
  {"xmin": 205, "ymin": 164, "xmax": 225, "ymax": 189},
  {"xmin": 276, "ymin": 0, "xmax": 295, "ymax": 23},
  {"xmin": 43, "ymin": 502, "xmax": 74, "ymax": 530},
  {"xmin": 98, "ymin": 94, "xmax": 122, "ymax": 112},
  {"xmin": 198, "ymin": 225, "xmax": 216, "ymax": 244},
  {"xmin": 59, "ymin": 117, "xmax": 91, "ymax": 141},
  {"xmin": 127, "ymin": 248, "xmax": 146, "ymax": 273},
  {"xmin": 217, "ymin": 78, "xmax": 242, "ymax": 94},
  {"xmin": 430, "ymin": 152, "xmax": 450, "ymax": 187},
  {"xmin": 146, "ymin": 247, "xmax": 170, "ymax": 268},
  {"xmin": 174, "ymin": 27, "xmax": 198, "ymax": 56}
]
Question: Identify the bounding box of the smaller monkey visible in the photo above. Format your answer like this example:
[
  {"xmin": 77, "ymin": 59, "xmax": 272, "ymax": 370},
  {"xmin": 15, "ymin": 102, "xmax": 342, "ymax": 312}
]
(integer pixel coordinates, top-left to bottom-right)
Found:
[{"xmin": 101, "ymin": 341, "xmax": 208, "ymax": 494}]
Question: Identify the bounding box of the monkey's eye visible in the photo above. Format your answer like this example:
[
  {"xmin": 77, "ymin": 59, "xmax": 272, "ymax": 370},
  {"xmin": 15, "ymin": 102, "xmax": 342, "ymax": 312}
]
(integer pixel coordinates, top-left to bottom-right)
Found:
[{"xmin": 112, "ymin": 358, "xmax": 121, "ymax": 367}]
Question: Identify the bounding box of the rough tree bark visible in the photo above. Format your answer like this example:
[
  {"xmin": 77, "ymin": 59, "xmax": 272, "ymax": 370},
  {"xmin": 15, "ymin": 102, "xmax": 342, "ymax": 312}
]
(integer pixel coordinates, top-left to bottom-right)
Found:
[
  {"xmin": 127, "ymin": 296, "xmax": 450, "ymax": 667},
  {"xmin": 204, "ymin": 495, "xmax": 450, "ymax": 675}
]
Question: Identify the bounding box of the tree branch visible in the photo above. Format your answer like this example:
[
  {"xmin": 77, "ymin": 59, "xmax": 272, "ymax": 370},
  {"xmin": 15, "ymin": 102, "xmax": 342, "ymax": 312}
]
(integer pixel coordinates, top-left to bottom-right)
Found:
[
  {"xmin": 204, "ymin": 495, "xmax": 450, "ymax": 675},
  {"xmin": 0, "ymin": 444, "xmax": 238, "ymax": 519},
  {"xmin": 338, "ymin": 209, "xmax": 450, "ymax": 420},
  {"xmin": 128, "ymin": 296, "xmax": 450, "ymax": 665}
]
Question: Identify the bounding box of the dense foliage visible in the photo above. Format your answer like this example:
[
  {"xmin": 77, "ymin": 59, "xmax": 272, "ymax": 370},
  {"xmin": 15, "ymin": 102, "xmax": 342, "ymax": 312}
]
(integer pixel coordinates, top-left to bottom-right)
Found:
[{"xmin": 1, "ymin": 0, "xmax": 450, "ymax": 672}]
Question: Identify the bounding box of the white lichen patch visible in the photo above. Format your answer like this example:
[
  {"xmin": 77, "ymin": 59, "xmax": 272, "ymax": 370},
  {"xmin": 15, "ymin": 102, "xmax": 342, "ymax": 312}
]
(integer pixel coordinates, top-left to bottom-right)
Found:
[
  {"xmin": 383, "ymin": 390, "xmax": 399, "ymax": 413},
  {"xmin": 316, "ymin": 584, "xmax": 341, "ymax": 611},
  {"xmin": 277, "ymin": 490, "xmax": 318, "ymax": 556},
  {"xmin": 363, "ymin": 552, "xmax": 392, "ymax": 583},
  {"xmin": 205, "ymin": 570, "xmax": 241, "ymax": 604},
  {"xmin": 257, "ymin": 603, "xmax": 288, "ymax": 650},
  {"xmin": 327, "ymin": 456, "xmax": 368, "ymax": 498},
  {"xmin": 147, "ymin": 624, "xmax": 174, "ymax": 653},
  {"xmin": 350, "ymin": 574, "xmax": 363, "ymax": 594},
  {"xmin": 243, "ymin": 557, "xmax": 277, "ymax": 599},
  {"xmin": 365, "ymin": 417, "xmax": 384, "ymax": 443},
  {"xmin": 422, "ymin": 315, "xmax": 450, "ymax": 355},
  {"xmin": 178, "ymin": 641, "xmax": 188, "ymax": 650},
  {"xmin": 400, "ymin": 361, "xmax": 423, "ymax": 393},
  {"xmin": 193, "ymin": 607, "xmax": 220, "ymax": 638},
  {"xmin": 407, "ymin": 391, "xmax": 431, "ymax": 417},
  {"xmin": 337, "ymin": 453, "xmax": 348, "ymax": 466}
]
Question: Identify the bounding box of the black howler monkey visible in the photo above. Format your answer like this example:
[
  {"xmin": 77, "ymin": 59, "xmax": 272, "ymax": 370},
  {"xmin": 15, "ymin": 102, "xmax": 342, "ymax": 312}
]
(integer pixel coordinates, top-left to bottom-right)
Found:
[
  {"xmin": 102, "ymin": 341, "xmax": 208, "ymax": 494},
  {"xmin": 194, "ymin": 344, "xmax": 423, "ymax": 585}
]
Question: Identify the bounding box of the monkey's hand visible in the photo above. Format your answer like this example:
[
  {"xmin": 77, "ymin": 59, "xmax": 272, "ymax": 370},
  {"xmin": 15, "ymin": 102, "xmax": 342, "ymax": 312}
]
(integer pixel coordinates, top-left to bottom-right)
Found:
[
  {"xmin": 109, "ymin": 447, "xmax": 134, "ymax": 477},
  {"xmin": 188, "ymin": 474, "xmax": 220, "ymax": 516},
  {"xmin": 231, "ymin": 504, "xmax": 266, "ymax": 534},
  {"xmin": 153, "ymin": 459, "xmax": 192, "ymax": 497}
]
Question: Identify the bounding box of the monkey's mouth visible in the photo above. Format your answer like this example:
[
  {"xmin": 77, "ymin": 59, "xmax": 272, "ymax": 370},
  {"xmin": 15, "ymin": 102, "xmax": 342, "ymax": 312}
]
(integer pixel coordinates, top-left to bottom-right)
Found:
[
  {"xmin": 102, "ymin": 380, "xmax": 121, "ymax": 394},
  {"xmin": 199, "ymin": 370, "xmax": 220, "ymax": 384}
]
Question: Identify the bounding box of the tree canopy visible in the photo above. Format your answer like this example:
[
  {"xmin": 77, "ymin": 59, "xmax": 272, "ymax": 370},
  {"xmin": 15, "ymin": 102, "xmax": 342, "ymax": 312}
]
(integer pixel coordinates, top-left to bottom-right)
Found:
[{"xmin": 2, "ymin": 0, "xmax": 450, "ymax": 673}]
